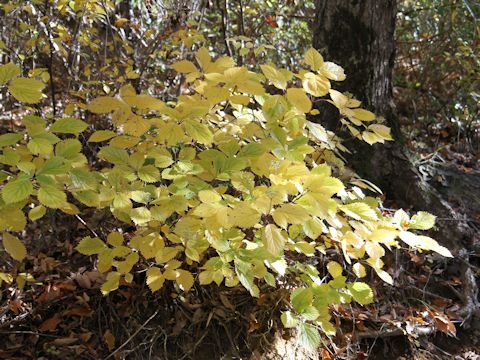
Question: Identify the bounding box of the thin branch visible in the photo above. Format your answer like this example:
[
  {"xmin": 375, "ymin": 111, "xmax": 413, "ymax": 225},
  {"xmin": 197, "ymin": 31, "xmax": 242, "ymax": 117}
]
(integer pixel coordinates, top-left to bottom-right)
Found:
[{"xmin": 104, "ymin": 309, "xmax": 160, "ymax": 360}]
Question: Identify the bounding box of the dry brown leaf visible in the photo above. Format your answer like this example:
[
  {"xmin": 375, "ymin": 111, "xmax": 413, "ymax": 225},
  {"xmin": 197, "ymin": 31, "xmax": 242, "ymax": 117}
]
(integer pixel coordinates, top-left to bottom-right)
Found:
[
  {"xmin": 66, "ymin": 306, "xmax": 93, "ymax": 317},
  {"xmin": 39, "ymin": 316, "xmax": 61, "ymax": 332},
  {"xmin": 434, "ymin": 313, "xmax": 456, "ymax": 336},
  {"xmin": 52, "ymin": 337, "xmax": 78, "ymax": 346},
  {"xmin": 104, "ymin": 330, "xmax": 116, "ymax": 351},
  {"xmin": 322, "ymin": 349, "xmax": 333, "ymax": 360}
]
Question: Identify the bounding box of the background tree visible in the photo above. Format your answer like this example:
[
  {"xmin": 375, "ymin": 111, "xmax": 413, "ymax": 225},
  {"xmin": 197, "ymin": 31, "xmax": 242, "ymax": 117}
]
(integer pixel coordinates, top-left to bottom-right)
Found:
[
  {"xmin": 313, "ymin": 0, "xmax": 479, "ymax": 325},
  {"xmin": 312, "ymin": 0, "xmax": 473, "ymax": 249}
]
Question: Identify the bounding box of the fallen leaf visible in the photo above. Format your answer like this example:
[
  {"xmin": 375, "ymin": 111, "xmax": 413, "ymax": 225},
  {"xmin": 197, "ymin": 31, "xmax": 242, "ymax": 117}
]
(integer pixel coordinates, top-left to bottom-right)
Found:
[
  {"xmin": 66, "ymin": 306, "xmax": 93, "ymax": 317},
  {"xmin": 104, "ymin": 330, "xmax": 116, "ymax": 351},
  {"xmin": 39, "ymin": 316, "xmax": 61, "ymax": 332},
  {"xmin": 433, "ymin": 313, "xmax": 456, "ymax": 336},
  {"xmin": 322, "ymin": 349, "xmax": 333, "ymax": 360},
  {"xmin": 52, "ymin": 337, "xmax": 78, "ymax": 346}
]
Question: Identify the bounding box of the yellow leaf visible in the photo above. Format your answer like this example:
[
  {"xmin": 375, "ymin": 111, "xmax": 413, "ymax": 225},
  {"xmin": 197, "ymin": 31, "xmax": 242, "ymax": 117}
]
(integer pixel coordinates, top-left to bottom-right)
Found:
[
  {"xmin": 138, "ymin": 165, "xmax": 160, "ymax": 183},
  {"xmin": 114, "ymin": 17, "xmax": 128, "ymax": 27},
  {"xmin": 329, "ymin": 89, "xmax": 349, "ymax": 108},
  {"xmin": 2, "ymin": 232, "xmax": 27, "ymax": 261},
  {"xmin": 260, "ymin": 64, "xmax": 287, "ymax": 90},
  {"xmin": 27, "ymin": 138, "xmax": 53, "ymax": 155},
  {"xmin": 28, "ymin": 205, "xmax": 46, "ymax": 221},
  {"xmin": 229, "ymin": 203, "xmax": 260, "ymax": 228},
  {"xmin": 272, "ymin": 204, "xmax": 310, "ymax": 229},
  {"xmin": 340, "ymin": 202, "xmax": 378, "ymax": 221},
  {"xmin": 368, "ymin": 124, "xmax": 393, "ymax": 141},
  {"xmin": 302, "ymin": 72, "xmax": 330, "ymax": 97},
  {"xmin": 353, "ymin": 263, "xmax": 366, "ymax": 278},
  {"xmin": 304, "ymin": 48, "xmax": 324, "ymax": 71},
  {"xmin": 327, "ymin": 261, "xmax": 343, "ymax": 278},
  {"xmin": 362, "ymin": 131, "xmax": 383, "ymax": 145},
  {"xmin": 38, "ymin": 185, "xmax": 67, "ymax": 208},
  {"xmin": 107, "ymin": 231, "xmax": 123, "ymax": 247},
  {"xmin": 171, "ymin": 60, "xmax": 197, "ymax": 73},
  {"xmin": 262, "ymin": 224, "xmax": 286, "ymax": 256},
  {"xmin": 88, "ymin": 96, "xmax": 125, "ymax": 114},
  {"xmin": 198, "ymin": 189, "xmax": 221, "ymax": 203},
  {"xmin": 146, "ymin": 267, "xmax": 165, "ymax": 292},
  {"xmin": 75, "ymin": 236, "xmax": 107, "ymax": 255},
  {"xmin": 8, "ymin": 77, "xmax": 45, "ymax": 103},
  {"xmin": 352, "ymin": 108, "xmax": 376, "ymax": 121},
  {"xmin": 184, "ymin": 120, "xmax": 213, "ymax": 145},
  {"xmin": 88, "ymin": 130, "xmax": 117, "ymax": 142},
  {"xmin": 101, "ymin": 272, "xmax": 121, "ymax": 295},
  {"xmin": 286, "ymin": 88, "xmax": 312, "ymax": 113},
  {"xmin": 195, "ymin": 47, "xmax": 211, "ymax": 70},
  {"xmin": 0, "ymin": 63, "xmax": 20, "ymax": 85},
  {"xmin": 2, "ymin": 175, "xmax": 33, "ymax": 204},
  {"xmin": 175, "ymin": 269, "xmax": 194, "ymax": 292},
  {"xmin": 320, "ymin": 62, "xmax": 346, "ymax": 81}
]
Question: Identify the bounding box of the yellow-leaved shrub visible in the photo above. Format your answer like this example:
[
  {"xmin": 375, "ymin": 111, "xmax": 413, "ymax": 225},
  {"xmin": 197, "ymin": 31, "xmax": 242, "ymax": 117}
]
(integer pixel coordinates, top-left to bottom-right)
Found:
[{"xmin": 0, "ymin": 44, "xmax": 450, "ymax": 350}]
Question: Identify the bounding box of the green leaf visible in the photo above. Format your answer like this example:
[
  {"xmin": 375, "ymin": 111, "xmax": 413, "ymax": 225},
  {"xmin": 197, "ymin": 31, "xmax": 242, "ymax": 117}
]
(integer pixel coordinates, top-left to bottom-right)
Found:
[
  {"xmin": 36, "ymin": 157, "xmax": 65, "ymax": 176},
  {"xmin": 2, "ymin": 232, "xmax": 27, "ymax": 261},
  {"xmin": 410, "ymin": 211, "xmax": 436, "ymax": 230},
  {"xmin": 2, "ymin": 175, "xmax": 32, "ymax": 203},
  {"xmin": 347, "ymin": 282, "xmax": 374, "ymax": 305},
  {"xmin": 0, "ymin": 63, "xmax": 21, "ymax": 85},
  {"xmin": 88, "ymin": 130, "xmax": 117, "ymax": 142},
  {"xmin": 298, "ymin": 323, "xmax": 320, "ymax": 352},
  {"xmin": 75, "ymin": 236, "xmax": 107, "ymax": 255},
  {"xmin": 98, "ymin": 146, "xmax": 129, "ymax": 164},
  {"xmin": 130, "ymin": 207, "xmax": 152, "ymax": 225},
  {"xmin": 68, "ymin": 169, "xmax": 97, "ymax": 190},
  {"xmin": 27, "ymin": 138, "xmax": 53, "ymax": 155},
  {"xmin": 8, "ymin": 77, "xmax": 45, "ymax": 103},
  {"xmin": 0, "ymin": 133, "xmax": 23, "ymax": 147},
  {"xmin": 184, "ymin": 120, "xmax": 213, "ymax": 145},
  {"xmin": 301, "ymin": 305, "xmax": 320, "ymax": 321},
  {"xmin": 281, "ymin": 311, "xmax": 299, "ymax": 328},
  {"xmin": 291, "ymin": 287, "xmax": 313, "ymax": 313},
  {"xmin": 262, "ymin": 95, "xmax": 287, "ymax": 122},
  {"xmin": 50, "ymin": 118, "xmax": 88, "ymax": 134},
  {"xmin": 37, "ymin": 185, "xmax": 67, "ymax": 208},
  {"xmin": 138, "ymin": 165, "xmax": 160, "ymax": 183},
  {"xmin": 237, "ymin": 143, "xmax": 265, "ymax": 158},
  {"xmin": 55, "ymin": 139, "xmax": 82, "ymax": 159},
  {"xmin": 28, "ymin": 205, "xmax": 47, "ymax": 221}
]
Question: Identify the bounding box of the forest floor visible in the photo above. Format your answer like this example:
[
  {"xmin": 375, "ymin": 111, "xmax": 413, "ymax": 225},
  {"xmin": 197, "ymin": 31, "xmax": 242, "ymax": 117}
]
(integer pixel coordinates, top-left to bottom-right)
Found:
[{"xmin": 0, "ymin": 116, "xmax": 479, "ymax": 360}]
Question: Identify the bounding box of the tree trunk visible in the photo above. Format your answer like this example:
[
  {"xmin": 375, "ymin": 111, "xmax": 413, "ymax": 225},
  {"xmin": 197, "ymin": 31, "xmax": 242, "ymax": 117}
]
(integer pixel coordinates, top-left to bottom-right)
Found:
[
  {"xmin": 312, "ymin": 0, "xmax": 473, "ymax": 250},
  {"xmin": 312, "ymin": 0, "xmax": 479, "ymax": 325},
  {"xmin": 313, "ymin": 0, "xmax": 396, "ymax": 120}
]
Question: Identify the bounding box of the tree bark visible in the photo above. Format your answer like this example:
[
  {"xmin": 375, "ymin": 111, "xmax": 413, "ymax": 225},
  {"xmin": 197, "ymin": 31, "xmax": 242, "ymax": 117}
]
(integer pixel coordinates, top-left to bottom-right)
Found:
[{"xmin": 312, "ymin": 0, "xmax": 473, "ymax": 250}]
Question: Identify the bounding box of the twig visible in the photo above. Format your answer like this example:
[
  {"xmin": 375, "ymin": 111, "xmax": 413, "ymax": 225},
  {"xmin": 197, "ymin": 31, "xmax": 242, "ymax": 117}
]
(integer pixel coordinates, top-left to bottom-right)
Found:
[
  {"xmin": 358, "ymin": 325, "xmax": 434, "ymax": 339},
  {"xmin": 0, "ymin": 330, "xmax": 59, "ymax": 338},
  {"xmin": 74, "ymin": 214, "xmax": 99, "ymax": 238},
  {"xmin": 217, "ymin": 0, "xmax": 232, "ymax": 56},
  {"xmin": 104, "ymin": 309, "xmax": 160, "ymax": 360}
]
